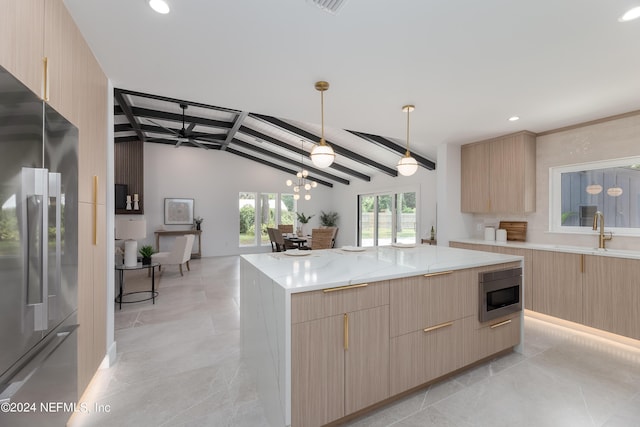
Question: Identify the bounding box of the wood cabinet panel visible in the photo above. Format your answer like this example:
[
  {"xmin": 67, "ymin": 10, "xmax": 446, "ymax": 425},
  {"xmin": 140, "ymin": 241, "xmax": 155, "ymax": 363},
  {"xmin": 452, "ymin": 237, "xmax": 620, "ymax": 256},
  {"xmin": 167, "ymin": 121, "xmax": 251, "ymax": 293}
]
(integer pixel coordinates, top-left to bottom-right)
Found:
[
  {"xmin": 77, "ymin": 202, "xmax": 95, "ymax": 392},
  {"xmin": 291, "ymin": 280, "xmax": 389, "ymax": 324},
  {"xmin": 532, "ymin": 251, "xmax": 583, "ymax": 323},
  {"xmin": 461, "ymin": 131, "xmax": 536, "ymax": 214},
  {"xmin": 390, "ymin": 270, "xmax": 474, "ymax": 337},
  {"xmin": 461, "ymin": 142, "xmax": 490, "ymax": 213},
  {"xmin": 390, "ymin": 318, "xmax": 465, "ymax": 395},
  {"xmin": 44, "ymin": 0, "xmax": 77, "ymax": 124},
  {"xmin": 291, "ymin": 314, "xmax": 345, "ymax": 427},
  {"xmin": 0, "ymin": 0, "xmax": 44, "ymax": 96},
  {"xmin": 583, "ymin": 256, "xmax": 640, "ymax": 340},
  {"xmin": 345, "ymin": 305, "xmax": 389, "ymax": 414},
  {"xmin": 464, "ymin": 314, "xmax": 521, "ymax": 365}
]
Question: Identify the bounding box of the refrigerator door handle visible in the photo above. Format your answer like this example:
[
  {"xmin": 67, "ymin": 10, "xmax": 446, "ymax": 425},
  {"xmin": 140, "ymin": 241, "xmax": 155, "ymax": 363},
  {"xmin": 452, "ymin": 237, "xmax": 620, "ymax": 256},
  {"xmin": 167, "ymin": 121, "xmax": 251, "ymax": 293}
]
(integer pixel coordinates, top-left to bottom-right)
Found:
[
  {"xmin": 0, "ymin": 324, "xmax": 78, "ymax": 404},
  {"xmin": 21, "ymin": 167, "xmax": 49, "ymax": 332},
  {"xmin": 48, "ymin": 172, "xmax": 62, "ymax": 317}
]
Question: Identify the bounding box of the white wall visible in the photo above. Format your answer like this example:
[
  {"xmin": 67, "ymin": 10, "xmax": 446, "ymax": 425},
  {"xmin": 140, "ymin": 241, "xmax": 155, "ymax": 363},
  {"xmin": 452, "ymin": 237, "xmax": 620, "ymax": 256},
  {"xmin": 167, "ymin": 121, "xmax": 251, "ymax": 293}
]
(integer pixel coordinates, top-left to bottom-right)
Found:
[
  {"xmin": 140, "ymin": 143, "xmax": 335, "ymax": 256},
  {"xmin": 330, "ymin": 166, "xmax": 437, "ymax": 247}
]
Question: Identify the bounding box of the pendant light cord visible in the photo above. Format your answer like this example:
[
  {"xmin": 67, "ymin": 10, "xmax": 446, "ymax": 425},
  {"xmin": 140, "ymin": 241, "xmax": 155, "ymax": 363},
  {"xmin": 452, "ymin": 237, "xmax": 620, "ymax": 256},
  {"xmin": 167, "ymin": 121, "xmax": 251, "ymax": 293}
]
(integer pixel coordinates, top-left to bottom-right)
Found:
[
  {"xmin": 405, "ymin": 107, "xmax": 411, "ymax": 155},
  {"xmin": 320, "ymin": 90, "xmax": 325, "ymax": 143}
]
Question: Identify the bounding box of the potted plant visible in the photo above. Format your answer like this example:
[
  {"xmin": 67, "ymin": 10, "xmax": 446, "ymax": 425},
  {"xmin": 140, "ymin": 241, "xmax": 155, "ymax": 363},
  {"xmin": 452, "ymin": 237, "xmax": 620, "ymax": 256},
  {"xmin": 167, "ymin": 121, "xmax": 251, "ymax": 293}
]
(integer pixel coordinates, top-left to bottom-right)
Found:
[
  {"xmin": 138, "ymin": 245, "xmax": 155, "ymax": 265},
  {"xmin": 319, "ymin": 211, "xmax": 339, "ymax": 227},
  {"xmin": 296, "ymin": 212, "xmax": 314, "ymax": 236}
]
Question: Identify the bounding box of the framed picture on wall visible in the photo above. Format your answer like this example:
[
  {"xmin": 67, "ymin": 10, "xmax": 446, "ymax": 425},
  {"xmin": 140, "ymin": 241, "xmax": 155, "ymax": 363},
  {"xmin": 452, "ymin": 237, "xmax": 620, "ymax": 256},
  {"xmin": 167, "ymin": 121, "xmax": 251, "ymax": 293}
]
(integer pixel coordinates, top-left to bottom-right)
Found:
[{"xmin": 164, "ymin": 198, "xmax": 194, "ymax": 225}]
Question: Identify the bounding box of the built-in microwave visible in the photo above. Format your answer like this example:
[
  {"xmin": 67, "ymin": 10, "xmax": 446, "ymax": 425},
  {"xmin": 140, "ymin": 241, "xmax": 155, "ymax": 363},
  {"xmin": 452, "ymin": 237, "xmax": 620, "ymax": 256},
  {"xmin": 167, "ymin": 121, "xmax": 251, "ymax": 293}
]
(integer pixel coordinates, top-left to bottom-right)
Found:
[{"xmin": 479, "ymin": 267, "xmax": 522, "ymax": 323}]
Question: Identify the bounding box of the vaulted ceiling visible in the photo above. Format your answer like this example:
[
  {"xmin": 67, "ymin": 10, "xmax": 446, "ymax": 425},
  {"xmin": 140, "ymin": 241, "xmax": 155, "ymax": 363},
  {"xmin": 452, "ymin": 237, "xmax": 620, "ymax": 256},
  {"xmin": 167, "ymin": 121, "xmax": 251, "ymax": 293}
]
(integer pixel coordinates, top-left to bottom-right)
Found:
[
  {"xmin": 114, "ymin": 88, "xmax": 435, "ymax": 186},
  {"xmin": 69, "ymin": 0, "xmax": 640, "ymax": 172}
]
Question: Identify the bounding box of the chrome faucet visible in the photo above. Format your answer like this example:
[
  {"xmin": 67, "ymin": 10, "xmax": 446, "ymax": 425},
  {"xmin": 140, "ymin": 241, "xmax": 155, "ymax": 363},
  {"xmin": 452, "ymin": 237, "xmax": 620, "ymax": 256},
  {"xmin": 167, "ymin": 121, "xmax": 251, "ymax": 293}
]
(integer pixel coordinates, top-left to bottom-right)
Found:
[{"xmin": 592, "ymin": 211, "xmax": 612, "ymax": 249}]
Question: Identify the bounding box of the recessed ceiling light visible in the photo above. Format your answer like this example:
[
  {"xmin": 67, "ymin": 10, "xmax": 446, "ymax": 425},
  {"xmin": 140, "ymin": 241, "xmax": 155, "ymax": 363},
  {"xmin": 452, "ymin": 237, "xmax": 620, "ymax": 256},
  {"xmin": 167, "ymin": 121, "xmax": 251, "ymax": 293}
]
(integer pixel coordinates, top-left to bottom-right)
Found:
[
  {"xmin": 148, "ymin": 0, "xmax": 170, "ymax": 14},
  {"xmin": 619, "ymin": 6, "xmax": 640, "ymax": 22},
  {"xmin": 508, "ymin": 116, "xmax": 520, "ymax": 122}
]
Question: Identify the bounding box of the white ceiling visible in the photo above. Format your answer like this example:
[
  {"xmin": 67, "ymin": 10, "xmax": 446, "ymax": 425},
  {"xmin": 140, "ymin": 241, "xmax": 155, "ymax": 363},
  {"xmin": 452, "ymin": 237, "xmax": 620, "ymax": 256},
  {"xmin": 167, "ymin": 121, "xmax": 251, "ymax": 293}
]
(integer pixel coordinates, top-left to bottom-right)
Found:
[{"xmin": 65, "ymin": 0, "xmax": 640, "ymax": 160}]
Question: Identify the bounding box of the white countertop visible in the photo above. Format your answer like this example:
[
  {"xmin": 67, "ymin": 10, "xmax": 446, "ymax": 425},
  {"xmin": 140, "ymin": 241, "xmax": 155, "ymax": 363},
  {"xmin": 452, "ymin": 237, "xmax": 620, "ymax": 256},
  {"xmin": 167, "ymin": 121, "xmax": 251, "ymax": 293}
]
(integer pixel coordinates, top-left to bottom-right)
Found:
[
  {"xmin": 450, "ymin": 238, "xmax": 640, "ymax": 260},
  {"xmin": 241, "ymin": 245, "xmax": 522, "ymax": 293}
]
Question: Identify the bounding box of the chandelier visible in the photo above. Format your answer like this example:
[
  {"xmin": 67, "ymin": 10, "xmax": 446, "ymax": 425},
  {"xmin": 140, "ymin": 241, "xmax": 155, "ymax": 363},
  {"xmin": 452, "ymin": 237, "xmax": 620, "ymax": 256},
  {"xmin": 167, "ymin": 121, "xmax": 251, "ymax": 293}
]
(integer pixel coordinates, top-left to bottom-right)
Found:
[
  {"xmin": 287, "ymin": 141, "xmax": 318, "ymax": 200},
  {"xmin": 397, "ymin": 104, "xmax": 418, "ymax": 176},
  {"xmin": 310, "ymin": 81, "xmax": 336, "ymax": 168}
]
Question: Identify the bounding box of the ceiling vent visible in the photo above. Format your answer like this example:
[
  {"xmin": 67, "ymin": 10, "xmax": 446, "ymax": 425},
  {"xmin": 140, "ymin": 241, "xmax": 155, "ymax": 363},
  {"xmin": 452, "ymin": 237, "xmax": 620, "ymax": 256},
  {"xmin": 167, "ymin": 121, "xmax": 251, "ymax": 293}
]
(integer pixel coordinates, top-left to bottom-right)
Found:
[{"xmin": 308, "ymin": 0, "xmax": 349, "ymax": 15}]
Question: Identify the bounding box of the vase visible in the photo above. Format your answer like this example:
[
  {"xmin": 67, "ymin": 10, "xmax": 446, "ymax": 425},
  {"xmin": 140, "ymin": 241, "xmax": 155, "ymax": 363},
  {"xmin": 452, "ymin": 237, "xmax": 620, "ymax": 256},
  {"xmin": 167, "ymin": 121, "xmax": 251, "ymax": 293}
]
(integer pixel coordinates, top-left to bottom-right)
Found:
[
  {"xmin": 142, "ymin": 257, "xmax": 151, "ymax": 266},
  {"xmin": 196, "ymin": 224, "xmax": 201, "ymax": 231}
]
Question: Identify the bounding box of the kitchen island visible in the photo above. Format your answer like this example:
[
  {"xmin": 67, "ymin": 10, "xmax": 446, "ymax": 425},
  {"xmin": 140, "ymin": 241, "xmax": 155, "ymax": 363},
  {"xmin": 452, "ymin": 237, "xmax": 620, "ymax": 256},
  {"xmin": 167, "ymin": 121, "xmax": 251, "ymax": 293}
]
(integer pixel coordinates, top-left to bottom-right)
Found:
[{"xmin": 240, "ymin": 245, "xmax": 523, "ymax": 427}]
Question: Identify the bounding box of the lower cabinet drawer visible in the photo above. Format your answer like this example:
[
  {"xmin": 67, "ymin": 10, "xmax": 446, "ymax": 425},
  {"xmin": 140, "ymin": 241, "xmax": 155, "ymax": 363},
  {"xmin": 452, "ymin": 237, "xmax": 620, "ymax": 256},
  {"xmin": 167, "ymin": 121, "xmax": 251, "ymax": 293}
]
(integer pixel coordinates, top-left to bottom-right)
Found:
[
  {"xmin": 464, "ymin": 314, "xmax": 521, "ymax": 366},
  {"xmin": 390, "ymin": 319, "xmax": 464, "ymax": 396}
]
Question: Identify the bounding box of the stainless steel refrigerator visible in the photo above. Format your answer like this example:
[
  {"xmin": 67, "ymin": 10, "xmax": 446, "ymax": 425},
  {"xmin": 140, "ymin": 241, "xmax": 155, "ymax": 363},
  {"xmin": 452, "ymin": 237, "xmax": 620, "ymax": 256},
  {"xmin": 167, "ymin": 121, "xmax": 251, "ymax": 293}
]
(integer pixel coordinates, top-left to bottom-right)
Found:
[{"xmin": 0, "ymin": 65, "xmax": 79, "ymax": 427}]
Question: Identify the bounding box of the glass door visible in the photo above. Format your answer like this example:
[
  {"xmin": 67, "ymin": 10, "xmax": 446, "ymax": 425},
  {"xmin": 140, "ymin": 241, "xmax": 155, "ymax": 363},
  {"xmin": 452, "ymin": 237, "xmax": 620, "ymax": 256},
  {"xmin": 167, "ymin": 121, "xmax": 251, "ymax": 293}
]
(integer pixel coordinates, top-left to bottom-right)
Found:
[{"xmin": 358, "ymin": 191, "xmax": 417, "ymax": 246}]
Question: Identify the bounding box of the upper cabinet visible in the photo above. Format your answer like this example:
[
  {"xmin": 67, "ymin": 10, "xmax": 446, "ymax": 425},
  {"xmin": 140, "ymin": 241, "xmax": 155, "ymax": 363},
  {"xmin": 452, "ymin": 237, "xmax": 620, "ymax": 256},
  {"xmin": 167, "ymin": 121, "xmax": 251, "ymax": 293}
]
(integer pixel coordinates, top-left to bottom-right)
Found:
[
  {"xmin": 461, "ymin": 131, "xmax": 536, "ymax": 214},
  {"xmin": 0, "ymin": 0, "xmax": 45, "ymax": 94}
]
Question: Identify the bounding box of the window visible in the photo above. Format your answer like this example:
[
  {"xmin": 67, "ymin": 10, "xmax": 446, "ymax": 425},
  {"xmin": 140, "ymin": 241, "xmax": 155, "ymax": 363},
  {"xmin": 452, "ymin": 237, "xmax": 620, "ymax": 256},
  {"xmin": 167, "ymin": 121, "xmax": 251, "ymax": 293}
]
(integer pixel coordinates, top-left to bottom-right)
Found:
[
  {"xmin": 238, "ymin": 192, "xmax": 296, "ymax": 246},
  {"xmin": 550, "ymin": 156, "xmax": 640, "ymax": 235},
  {"xmin": 358, "ymin": 190, "xmax": 417, "ymax": 246}
]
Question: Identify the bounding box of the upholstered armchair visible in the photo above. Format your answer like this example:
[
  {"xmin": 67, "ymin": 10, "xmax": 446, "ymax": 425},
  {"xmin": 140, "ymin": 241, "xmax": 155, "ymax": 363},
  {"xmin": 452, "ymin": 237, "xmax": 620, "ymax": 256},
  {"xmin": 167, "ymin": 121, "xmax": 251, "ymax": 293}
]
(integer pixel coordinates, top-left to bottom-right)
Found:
[{"xmin": 152, "ymin": 234, "xmax": 195, "ymax": 276}]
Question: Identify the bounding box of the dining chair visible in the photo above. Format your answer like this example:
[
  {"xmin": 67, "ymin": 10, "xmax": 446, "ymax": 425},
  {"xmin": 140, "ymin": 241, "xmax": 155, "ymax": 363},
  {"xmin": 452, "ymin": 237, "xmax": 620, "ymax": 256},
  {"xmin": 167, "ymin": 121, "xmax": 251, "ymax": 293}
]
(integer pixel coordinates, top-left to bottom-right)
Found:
[
  {"xmin": 151, "ymin": 234, "xmax": 195, "ymax": 276},
  {"xmin": 267, "ymin": 227, "xmax": 277, "ymax": 252},
  {"xmin": 277, "ymin": 224, "xmax": 293, "ymax": 234},
  {"xmin": 311, "ymin": 228, "xmax": 334, "ymax": 250},
  {"xmin": 268, "ymin": 227, "xmax": 286, "ymax": 252}
]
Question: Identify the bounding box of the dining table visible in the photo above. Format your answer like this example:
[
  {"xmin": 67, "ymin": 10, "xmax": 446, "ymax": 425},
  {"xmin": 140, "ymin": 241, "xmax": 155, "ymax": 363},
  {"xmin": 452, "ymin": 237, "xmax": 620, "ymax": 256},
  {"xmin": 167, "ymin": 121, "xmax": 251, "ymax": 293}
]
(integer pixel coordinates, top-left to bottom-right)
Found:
[{"xmin": 284, "ymin": 236, "xmax": 309, "ymax": 249}]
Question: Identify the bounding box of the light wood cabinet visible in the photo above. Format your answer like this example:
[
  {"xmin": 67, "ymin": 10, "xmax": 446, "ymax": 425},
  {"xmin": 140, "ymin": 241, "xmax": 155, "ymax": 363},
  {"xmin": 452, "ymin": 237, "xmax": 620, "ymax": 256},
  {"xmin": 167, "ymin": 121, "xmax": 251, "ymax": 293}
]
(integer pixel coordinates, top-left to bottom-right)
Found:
[
  {"xmin": 345, "ymin": 305, "xmax": 389, "ymax": 414},
  {"xmin": 461, "ymin": 141, "xmax": 490, "ymax": 213},
  {"xmin": 291, "ymin": 282, "xmax": 390, "ymax": 427},
  {"xmin": 464, "ymin": 314, "xmax": 521, "ymax": 365},
  {"xmin": 390, "ymin": 270, "xmax": 474, "ymax": 337},
  {"xmin": 532, "ymin": 250, "xmax": 583, "ymax": 323},
  {"xmin": 583, "ymin": 256, "xmax": 640, "ymax": 340},
  {"xmin": 44, "ymin": 0, "xmax": 78, "ymax": 124},
  {"xmin": 461, "ymin": 131, "xmax": 536, "ymax": 214},
  {"xmin": 0, "ymin": 0, "xmax": 44, "ymax": 96},
  {"xmin": 291, "ymin": 314, "xmax": 344, "ymax": 427},
  {"xmin": 390, "ymin": 318, "xmax": 465, "ymax": 395}
]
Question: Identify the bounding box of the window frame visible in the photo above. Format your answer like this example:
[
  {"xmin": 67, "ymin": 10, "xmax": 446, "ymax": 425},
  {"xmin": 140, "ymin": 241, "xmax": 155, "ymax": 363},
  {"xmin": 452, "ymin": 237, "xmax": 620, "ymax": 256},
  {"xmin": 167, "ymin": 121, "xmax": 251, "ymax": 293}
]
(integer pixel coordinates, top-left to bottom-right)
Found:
[{"xmin": 549, "ymin": 155, "xmax": 640, "ymax": 236}]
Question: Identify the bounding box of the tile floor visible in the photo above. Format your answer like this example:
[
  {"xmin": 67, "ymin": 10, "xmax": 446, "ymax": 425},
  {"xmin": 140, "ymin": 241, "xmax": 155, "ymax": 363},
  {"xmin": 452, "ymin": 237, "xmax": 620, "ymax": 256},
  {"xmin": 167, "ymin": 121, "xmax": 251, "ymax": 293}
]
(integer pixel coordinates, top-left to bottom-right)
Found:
[{"xmin": 70, "ymin": 256, "xmax": 640, "ymax": 427}]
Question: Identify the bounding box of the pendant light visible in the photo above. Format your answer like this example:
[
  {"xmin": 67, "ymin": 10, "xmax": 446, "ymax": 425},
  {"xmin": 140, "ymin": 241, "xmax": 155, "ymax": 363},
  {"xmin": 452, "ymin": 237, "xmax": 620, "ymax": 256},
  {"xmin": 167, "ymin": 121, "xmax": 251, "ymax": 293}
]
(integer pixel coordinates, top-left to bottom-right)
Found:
[
  {"xmin": 397, "ymin": 104, "xmax": 418, "ymax": 176},
  {"xmin": 287, "ymin": 141, "xmax": 318, "ymax": 200},
  {"xmin": 310, "ymin": 81, "xmax": 336, "ymax": 168}
]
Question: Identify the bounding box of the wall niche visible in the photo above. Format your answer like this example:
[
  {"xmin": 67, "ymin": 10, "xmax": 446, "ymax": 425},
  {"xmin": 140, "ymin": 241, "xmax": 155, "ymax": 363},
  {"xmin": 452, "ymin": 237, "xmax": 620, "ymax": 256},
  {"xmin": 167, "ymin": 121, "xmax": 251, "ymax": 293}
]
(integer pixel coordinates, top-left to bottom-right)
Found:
[{"xmin": 115, "ymin": 140, "xmax": 144, "ymax": 214}]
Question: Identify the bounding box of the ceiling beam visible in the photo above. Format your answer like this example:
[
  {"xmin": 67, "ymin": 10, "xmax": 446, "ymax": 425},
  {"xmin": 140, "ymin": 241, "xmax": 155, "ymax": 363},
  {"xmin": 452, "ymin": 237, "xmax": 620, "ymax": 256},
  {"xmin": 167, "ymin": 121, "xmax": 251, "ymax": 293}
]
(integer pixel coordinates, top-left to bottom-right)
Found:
[
  {"xmin": 131, "ymin": 107, "xmax": 233, "ymax": 129},
  {"xmin": 251, "ymin": 114, "xmax": 398, "ymax": 177},
  {"xmin": 145, "ymin": 137, "xmax": 222, "ymax": 149},
  {"xmin": 226, "ymin": 148, "xmax": 333, "ymax": 188},
  {"xmin": 114, "ymin": 89, "xmax": 146, "ymax": 143},
  {"xmin": 230, "ymin": 139, "xmax": 350, "ymax": 185},
  {"xmin": 114, "ymin": 88, "xmax": 240, "ymax": 114},
  {"xmin": 347, "ymin": 130, "xmax": 436, "ymax": 170},
  {"xmin": 115, "ymin": 136, "xmax": 141, "ymax": 144},
  {"xmin": 222, "ymin": 111, "xmax": 249, "ymax": 151},
  {"xmin": 238, "ymin": 125, "xmax": 371, "ymax": 182},
  {"xmin": 116, "ymin": 122, "xmax": 226, "ymax": 141}
]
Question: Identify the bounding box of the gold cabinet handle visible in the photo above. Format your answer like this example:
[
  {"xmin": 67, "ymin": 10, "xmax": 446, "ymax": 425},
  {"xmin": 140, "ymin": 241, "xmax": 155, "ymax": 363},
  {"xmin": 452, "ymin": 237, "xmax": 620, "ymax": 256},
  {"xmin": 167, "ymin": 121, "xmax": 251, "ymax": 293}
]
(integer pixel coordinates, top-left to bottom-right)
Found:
[
  {"xmin": 344, "ymin": 313, "xmax": 349, "ymax": 350},
  {"xmin": 490, "ymin": 319, "xmax": 512, "ymax": 329},
  {"xmin": 93, "ymin": 175, "xmax": 98, "ymax": 245},
  {"xmin": 423, "ymin": 321, "xmax": 454, "ymax": 333},
  {"xmin": 42, "ymin": 57, "xmax": 49, "ymax": 101},
  {"xmin": 423, "ymin": 271, "xmax": 453, "ymax": 278},
  {"xmin": 323, "ymin": 283, "xmax": 368, "ymax": 293}
]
